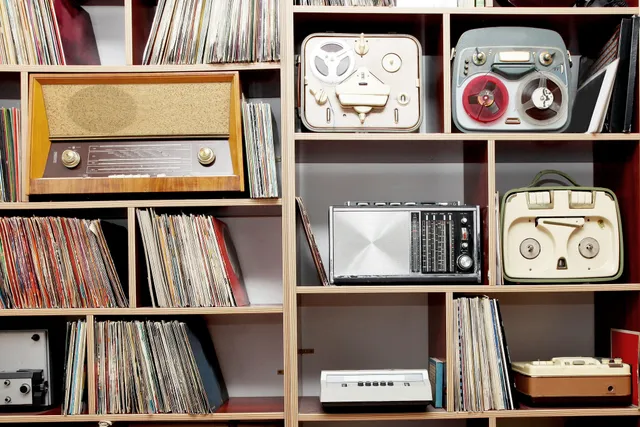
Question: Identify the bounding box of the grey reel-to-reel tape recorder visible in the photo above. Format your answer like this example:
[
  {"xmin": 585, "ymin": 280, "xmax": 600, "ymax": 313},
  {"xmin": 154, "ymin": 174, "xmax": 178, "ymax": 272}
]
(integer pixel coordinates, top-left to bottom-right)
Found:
[
  {"xmin": 299, "ymin": 33, "xmax": 423, "ymax": 132},
  {"xmin": 452, "ymin": 27, "xmax": 573, "ymax": 132}
]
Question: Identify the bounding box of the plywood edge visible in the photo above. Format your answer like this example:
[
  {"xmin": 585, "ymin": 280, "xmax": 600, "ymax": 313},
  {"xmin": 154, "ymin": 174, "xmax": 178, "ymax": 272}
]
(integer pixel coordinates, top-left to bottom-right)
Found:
[
  {"xmin": 487, "ymin": 140, "xmax": 497, "ymax": 286},
  {"xmin": 442, "ymin": 13, "xmax": 452, "ymax": 133}
]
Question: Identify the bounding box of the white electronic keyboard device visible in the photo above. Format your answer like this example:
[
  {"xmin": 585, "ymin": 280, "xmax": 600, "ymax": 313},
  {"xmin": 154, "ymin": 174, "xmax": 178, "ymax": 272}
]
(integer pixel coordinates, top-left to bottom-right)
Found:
[{"xmin": 320, "ymin": 369, "xmax": 432, "ymax": 412}]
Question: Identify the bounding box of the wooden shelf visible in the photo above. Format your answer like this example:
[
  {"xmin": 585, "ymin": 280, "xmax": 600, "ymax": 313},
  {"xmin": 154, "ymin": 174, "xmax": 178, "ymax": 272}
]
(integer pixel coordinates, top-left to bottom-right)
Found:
[
  {"xmin": 297, "ymin": 284, "xmax": 640, "ymax": 294},
  {"xmin": 0, "ymin": 397, "xmax": 285, "ymax": 423},
  {"xmin": 0, "ymin": 198, "xmax": 282, "ymax": 210},
  {"xmin": 295, "ymin": 132, "xmax": 640, "ymax": 141},
  {"xmin": 292, "ymin": 5, "xmax": 639, "ymax": 14},
  {"xmin": 298, "ymin": 397, "xmax": 640, "ymax": 421},
  {"xmin": 0, "ymin": 305, "xmax": 283, "ymax": 317},
  {"xmin": 0, "ymin": 63, "xmax": 280, "ymax": 73}
]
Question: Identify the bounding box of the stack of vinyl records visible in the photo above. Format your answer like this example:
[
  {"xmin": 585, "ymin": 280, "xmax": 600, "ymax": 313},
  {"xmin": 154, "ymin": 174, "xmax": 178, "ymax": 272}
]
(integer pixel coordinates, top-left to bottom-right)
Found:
[
  {"xmin": 0, "ymin": 108, "xmax": 19, "ymax": 202},
  {"xmin": 62, "ymin": 320, "xmax": 87, "ymax": 415},
  {"xmin": 454, "ymin": 296, "xmax": 514, "ymax": 411},
  {"xmin": 0, "ymin": 217, "xmax": 128, "ymax": 309},
  {"xmin": 0, "ymin": 0, "xmax": 66, "ymax": 65},
  {"xmin": 142, "ymin": 0, "xmax": 280, "ymax": 65},
  {"xmin": 94, "ymin": 320, "xmax": 227, "ymax": 414},
  {"xmin": 242, "ymin": 101, "xmax": 279, "ymax": 198},
  {"xmin": 296, "ymin": 0, "xmax": 396, "ymax": 4},
  {"xmin": 136, "ymin": 209, "xmax": 249, "ymax": 308}
]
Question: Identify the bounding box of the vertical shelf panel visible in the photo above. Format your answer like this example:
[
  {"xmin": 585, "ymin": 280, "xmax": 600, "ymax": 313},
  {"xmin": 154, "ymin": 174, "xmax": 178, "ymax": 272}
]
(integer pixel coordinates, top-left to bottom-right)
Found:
[
  {"xmin": 487, "ymin": 140, "xmax": 496, "ymax": 286},
  {"xmin": 86, "ymin": 314, "xmax": 96, "ymax": 415},
  {"xmin": 20, "ymin": 71, "xmax": 28, "ymax": 202},
  {"xmin": 443, "ymin": 14, "xmax": 452, "ymax": 134},
  {"xmin": 124, "ymin": 0, "xmax": 134, "ymax": 65}
]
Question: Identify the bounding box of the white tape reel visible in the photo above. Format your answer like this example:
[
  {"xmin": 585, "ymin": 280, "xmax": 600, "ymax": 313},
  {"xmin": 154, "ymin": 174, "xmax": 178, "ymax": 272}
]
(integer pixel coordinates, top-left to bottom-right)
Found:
[{"xmin": 309, "ymin": 39, "xmax": 356, "ymax": 85}]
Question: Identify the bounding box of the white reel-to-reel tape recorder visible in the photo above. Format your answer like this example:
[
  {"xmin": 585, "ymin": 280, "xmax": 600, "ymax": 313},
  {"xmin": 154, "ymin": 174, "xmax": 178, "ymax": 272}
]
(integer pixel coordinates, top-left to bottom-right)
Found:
[
  {"xmin": 299, "ymin": 33, "xmax": 423, "ymax": 132},
  {"xmin": 501, "ymin": 170, "xmax": 623, "ymax": 283},
  {"xmin": 452, "ymin": 27, "xmax": 573, "ymax": 132}
]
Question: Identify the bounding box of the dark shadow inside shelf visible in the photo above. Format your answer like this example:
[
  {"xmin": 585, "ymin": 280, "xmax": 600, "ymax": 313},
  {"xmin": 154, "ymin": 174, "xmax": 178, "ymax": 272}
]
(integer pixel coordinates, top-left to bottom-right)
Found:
[
  {"xmin": 497, "ymin": 414, "xmax": 640, "ymax": 427},
  {"xmin": 495, "ymin": 139, "xmax": 640, "ymax": 285}
]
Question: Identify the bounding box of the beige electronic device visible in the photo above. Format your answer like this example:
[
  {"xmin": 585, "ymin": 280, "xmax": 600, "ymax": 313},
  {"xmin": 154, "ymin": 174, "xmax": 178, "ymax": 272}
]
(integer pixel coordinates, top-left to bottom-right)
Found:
[
  {"xmin": 501, "ymin": 170, "xmax": 623, "ymax": 283},
  {"xmin": 299, "ymin": 33, "xmax": 423, "ymax": 132},
  {"xmin": 512, "ymin": 357, "xmax": 632, "ymax": 406}
]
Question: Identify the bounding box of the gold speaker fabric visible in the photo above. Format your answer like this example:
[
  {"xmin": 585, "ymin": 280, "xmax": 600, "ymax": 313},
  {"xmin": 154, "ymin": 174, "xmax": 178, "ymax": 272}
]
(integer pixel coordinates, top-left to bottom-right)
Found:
[{"xmin": 42, "ymin": 82, "xmax": 231, "ymax": 139}]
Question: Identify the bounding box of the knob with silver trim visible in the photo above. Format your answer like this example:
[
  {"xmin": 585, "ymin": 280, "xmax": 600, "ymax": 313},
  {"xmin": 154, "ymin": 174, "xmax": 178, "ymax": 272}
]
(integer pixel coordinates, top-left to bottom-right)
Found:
[
  {"xmin": 461, "ymin": 217, "xmax": 468, "ymax": 225},
  {"xmin": 61, "ymin": 149, "xmax": 81, "ymax": 169},
  {"xmin": 19, "ymin": 384, "xmax": 30, "ymax": 394},
  {"xmin": 457, "ymin": 254, "xmax": 473, "ymax": 271},
  {"xmin": 198, "ymin": 147, "xmax": 216, "ymax": 166}
]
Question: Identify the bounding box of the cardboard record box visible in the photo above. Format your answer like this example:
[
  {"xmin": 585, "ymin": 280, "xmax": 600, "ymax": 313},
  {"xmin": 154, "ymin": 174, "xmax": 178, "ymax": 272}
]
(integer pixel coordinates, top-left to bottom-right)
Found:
[
  {"xmin": 512, "ymin": 357, "xmax": 632, "ymax": 406},
  {"xmin": 28, "ymin": 72, "xmax": 244, "ymax": 196}
]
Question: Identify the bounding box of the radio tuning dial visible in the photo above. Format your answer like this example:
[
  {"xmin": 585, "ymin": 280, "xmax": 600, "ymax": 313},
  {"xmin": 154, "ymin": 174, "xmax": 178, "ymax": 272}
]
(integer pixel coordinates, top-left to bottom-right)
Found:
[
  {"xmin": 61, "ymin": 149, "xmax": 81, "ymax": 169},
  {"xmin": 457, "ymin": 254, "xmax": 473, "ymax": 271},
  {"xmin": 197, "ymin": 147, "xmax": 216, "ymax": 166}
]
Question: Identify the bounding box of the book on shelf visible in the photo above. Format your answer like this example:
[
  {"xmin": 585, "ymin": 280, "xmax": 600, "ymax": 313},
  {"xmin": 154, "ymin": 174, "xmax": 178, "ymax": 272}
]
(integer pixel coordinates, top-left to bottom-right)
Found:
[
  {"xmin": 142, "ymin": 0, "xmax": 280, "ymax": 65},
  {"xmin": 62, "ymin": 320, "xmax": 87, "ymax": 415},
  {"xmin": 137, "ymin": 208, "xmax": 250, "ymax": 308},
  {"xmin": 611, "ymin": 328, "xmax": 640, "ymax": 406},
  {"xmin": 242, "ymin": 100, "xmax": 279, "ymax": 199},
  {"xmin": 0, "ymin": 107, "xmax": 19, "ymax": 202},
  {"xmin": 0, "ymin": 0, "xmax": 100, "ymax": 65},
  {"xmin": 0, "ymin": 216, "xmax": 128, "ymax": 309},
  {"xmin": 94, "ymin": 319, "xmax": 228, "ymax": 414},
  {"xmin": 429, "ymin": 357, "xmax": 446, "ymax": 408},
  {"xmin": 454, "ymin": 296, "xmax": 514, "ymax": 411},
  {"xmin": 296, "ymin": 196, "xmax": 330, "ymax": 287}
]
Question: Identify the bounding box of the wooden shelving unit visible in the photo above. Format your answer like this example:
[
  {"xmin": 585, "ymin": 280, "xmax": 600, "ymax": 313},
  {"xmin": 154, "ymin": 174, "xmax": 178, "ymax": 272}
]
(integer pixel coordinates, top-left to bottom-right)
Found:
[{"xmin": 1, "ymin": 1, "xmax": 640, "ymax": 427}]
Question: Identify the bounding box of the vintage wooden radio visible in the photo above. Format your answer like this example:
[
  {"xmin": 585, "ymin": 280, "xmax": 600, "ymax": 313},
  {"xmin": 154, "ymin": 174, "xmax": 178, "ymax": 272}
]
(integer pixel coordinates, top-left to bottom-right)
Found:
[{"xmin": 28, "ymin": 72, "xmax": 244, "ymax": 196}]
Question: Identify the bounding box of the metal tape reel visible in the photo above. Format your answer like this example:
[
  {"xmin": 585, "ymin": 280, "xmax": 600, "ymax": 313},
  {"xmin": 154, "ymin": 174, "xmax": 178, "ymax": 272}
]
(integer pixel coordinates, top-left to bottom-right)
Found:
[{"xmin": 515, "ymin": 72, "xmax": 568, "ymax": 126}]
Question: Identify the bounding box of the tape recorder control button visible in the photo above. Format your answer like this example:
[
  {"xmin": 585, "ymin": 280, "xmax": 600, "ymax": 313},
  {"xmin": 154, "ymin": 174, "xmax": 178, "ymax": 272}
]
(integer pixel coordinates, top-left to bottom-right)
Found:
[
  {"xmin": 473, "ymin": 51, "xmax": 486, "ymax": 66},
  {"xmin": 382, "ymin": 53, "xmax": 402, "ymax": 73},
  {"xmin": 539, "ymin": 51, "xmax": 555, "ymax": 66}
]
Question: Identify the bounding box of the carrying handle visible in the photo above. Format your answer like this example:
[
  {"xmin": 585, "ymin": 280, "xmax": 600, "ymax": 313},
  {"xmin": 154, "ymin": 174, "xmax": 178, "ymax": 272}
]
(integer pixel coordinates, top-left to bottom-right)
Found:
[{"xmin": 529, "ymin": 170, "xmax": 580, "ymax": 188}]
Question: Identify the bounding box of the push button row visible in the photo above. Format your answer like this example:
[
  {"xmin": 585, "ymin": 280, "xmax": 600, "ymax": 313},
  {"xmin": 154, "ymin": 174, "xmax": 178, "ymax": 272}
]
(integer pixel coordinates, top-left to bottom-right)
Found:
[{"xmin": 356, "ymin": 381, "xmax": 394, "ymax": 387}]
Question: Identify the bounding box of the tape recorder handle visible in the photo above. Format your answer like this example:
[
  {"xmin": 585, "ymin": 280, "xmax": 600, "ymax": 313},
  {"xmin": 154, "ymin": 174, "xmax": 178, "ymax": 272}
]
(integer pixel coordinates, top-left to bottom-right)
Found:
[{"xmin": 529, "ymin": 170, "xmax": 580, "ymax": 188}]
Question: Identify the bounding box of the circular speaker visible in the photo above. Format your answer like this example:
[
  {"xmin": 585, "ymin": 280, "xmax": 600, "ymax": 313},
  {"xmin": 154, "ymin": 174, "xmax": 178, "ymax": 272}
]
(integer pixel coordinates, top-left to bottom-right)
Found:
[
  {"xmin": 309, "ymin": 40, "xmax": 356, "ymax": 85},
  {"xmin": 517, "ymin": 73, "xmax": 567, "ymax": 125},
  {"xmin": 462, "ymin": 75, "xmax": 509, "ymax": 123}
]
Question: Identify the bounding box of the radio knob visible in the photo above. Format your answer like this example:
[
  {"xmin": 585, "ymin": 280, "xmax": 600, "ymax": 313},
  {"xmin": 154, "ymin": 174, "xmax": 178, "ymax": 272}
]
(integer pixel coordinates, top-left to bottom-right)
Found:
[
  {"xmin": 461, "ymin": 217, "xmax": 468, "ymax": 225},
  {"xmin": 457, "ymin": 254, "xmax": 473, "ymax": 271},
  {"xmin": 197, "ymin": 147, "xmax": 216, "ymax": 166},
  {"xmin": 4, "ymin": 397, "xmax": 10, "ymax": 403},
  {"xmin": 61, "ymin": 149, "xmax": 81, "ymax": 169}
]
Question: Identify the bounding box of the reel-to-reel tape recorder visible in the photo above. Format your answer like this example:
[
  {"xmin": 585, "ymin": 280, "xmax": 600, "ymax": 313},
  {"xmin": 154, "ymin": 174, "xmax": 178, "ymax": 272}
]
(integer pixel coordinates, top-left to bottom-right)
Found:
[
  {"xmin": 501, "ymin": 170, "xmax": 623, "ymax": 283},
  {"xmin": 299, "ymin": 33, "xmax": 423, "ymax": 132},
  {"xmin": 452, "ymin": 27, "xmax": 573, "ymax": 132}
]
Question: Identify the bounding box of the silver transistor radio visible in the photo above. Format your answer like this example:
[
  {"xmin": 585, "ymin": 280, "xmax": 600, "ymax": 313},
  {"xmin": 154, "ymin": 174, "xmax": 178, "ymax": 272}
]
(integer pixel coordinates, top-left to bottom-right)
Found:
[
  {"xmin": 452, "ymin": 27, "xmax": 572, "ymax": 132},
  {"xmin": 329, "ymin": 202, "xmax": 482, "ymax": 284},
  {"xmin": 299, "ymin": 33, "xmax": 423, "ymax": 132},
  {"xmin": 501, "ymin": 170, "xmax": 623, "ymax": 283}
]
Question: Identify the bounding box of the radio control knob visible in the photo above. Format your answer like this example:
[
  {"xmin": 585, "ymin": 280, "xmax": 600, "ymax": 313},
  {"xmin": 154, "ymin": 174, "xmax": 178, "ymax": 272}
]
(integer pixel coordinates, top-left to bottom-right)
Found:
[
  {"xmin": 61, "ymin": 149, "xmax": 81, "ymax": 169},
  {"xmin": 457, "ymin": 254, "xmax": 473, "ymax": 271},
  {"xmin": 197, "ymin": 147, "xmax": 216, "ymax": 166},
  {"xmin": 461, "ymin": 217, "xmax": 468, "ymax": 225},
  {"xmin": 4, "ymin": 397, "xmax": 10, "ymax": 403}
]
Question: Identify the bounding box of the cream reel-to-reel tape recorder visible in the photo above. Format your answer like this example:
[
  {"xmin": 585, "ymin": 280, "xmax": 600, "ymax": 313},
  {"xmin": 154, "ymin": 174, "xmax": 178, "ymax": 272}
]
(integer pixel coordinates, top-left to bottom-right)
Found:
[
  {"xmin": 452, "ymin": 27, "xmax": 572, "ymax": 132},
  {"xmin": 501, "ymin": 170, "xmax": 623, "ymax": 283},
  {"xmin": 300, "ymin": 33, "xmax": 423, "ymax": 132}
]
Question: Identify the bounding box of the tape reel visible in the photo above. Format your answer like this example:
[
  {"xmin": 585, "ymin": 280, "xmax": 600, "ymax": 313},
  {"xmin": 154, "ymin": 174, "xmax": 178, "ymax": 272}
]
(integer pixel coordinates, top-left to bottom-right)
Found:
[
  {"xmin": 462, "ymin": 75, "xmax": 509, "ymax": 123},
  {"xmin": 516, "ymin": 73, "xmax": 567, "ymax": 126},
  {"xmin": 309, "ymin": 39, "xmax": 356, "ymax": 85}
]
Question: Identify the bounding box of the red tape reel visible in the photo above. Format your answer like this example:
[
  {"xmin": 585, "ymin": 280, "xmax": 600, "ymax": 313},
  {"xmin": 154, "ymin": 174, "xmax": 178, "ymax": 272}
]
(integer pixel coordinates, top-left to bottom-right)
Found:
[{"xmin": 462, "ymin": 75, "xmax": 509, "ymax": 123}]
